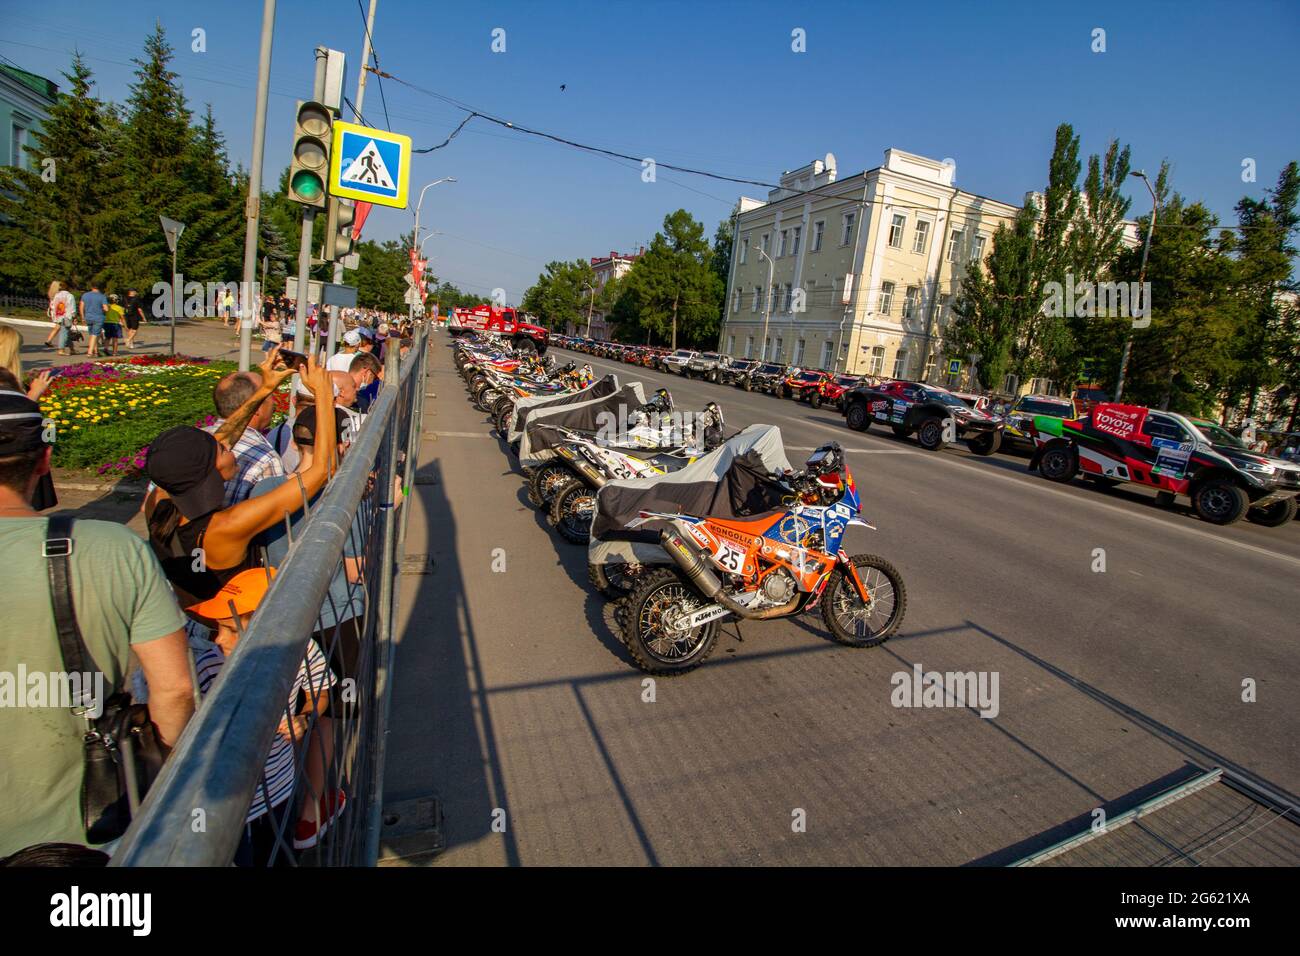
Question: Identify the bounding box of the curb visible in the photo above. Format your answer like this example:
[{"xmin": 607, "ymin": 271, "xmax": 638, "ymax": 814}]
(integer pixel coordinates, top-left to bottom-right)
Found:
[{"xmin": 57, "ymin": 481, "xmax": 147, "ymax": 496}]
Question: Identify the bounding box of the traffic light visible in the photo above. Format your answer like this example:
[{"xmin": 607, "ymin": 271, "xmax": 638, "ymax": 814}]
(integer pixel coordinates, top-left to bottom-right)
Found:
[
  {"xmin": 287, "ymin": 100, "xmax": 332, "ymax": 207},
  {"xmin": 324, "ymin": 197, "xmax": 355, "ymax": 260}
]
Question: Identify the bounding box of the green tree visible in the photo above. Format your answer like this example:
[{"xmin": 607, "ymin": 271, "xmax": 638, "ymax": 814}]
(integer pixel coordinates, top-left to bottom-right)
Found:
[
  {"xmin": 948, "ymin": 206, "xmax": 1038, "ymax": 390},
  {"xmin": 102, "ymin": 23, "xmax": 198, "ymax": 292},
  {"xmin": 344, "ymin": 239, "xmax": 408, "ymax": 312},
  {"xmin": 1229, "ymin": 162, "xmax": 1299, "ymax": 417},
  {"xmin": 521, "ymin": 259, "xmax": 597, "ymax": 330},
  {"xmin": 178, "ymin": 104, "xmax": 244, "ymax": 284},
  {"xmin": 0, "ymin": 54, "xmax": 113, "ymax": 293},
  {"xmin": 611, "ymin": 209, "xmax": 722, "ymax": 347}
]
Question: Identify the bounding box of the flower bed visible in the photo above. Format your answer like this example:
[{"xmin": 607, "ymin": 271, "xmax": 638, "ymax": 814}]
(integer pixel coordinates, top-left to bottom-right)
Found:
[{"xmin": 39, "ymin": 356, "xmax": 297, "ymax": 476}]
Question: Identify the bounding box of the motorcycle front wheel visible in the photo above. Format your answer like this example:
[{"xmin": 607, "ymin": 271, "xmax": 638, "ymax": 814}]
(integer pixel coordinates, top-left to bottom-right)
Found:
[
  {"xmin": 623, "ymin": 568, "xmax": 721, "ymax": 674},
  {"xmin": 821, "ymin": 554, "xmax": 906, "ymax": 647}
]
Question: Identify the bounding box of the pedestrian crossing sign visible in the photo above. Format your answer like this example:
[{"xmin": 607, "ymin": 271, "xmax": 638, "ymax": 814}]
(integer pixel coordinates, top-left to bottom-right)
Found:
[{"xmin": 328, "ymin": 120, "xmax": 411, "ymax": 208}]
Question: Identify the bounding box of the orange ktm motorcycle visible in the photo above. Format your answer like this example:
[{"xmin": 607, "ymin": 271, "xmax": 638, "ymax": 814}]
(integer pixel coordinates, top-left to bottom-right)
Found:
[{"xmin": 621, "ymin": 442, "xmax": 906, "ymax": 674}]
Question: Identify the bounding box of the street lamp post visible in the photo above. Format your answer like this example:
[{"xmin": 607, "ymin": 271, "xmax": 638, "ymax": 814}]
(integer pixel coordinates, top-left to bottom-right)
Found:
[
  {"xmin": 410, "ymin": 178, "xmax": 456, "ymax": 321},
  {"xmin": 757, "ymin": 244, "xmax": 774, "ymax": 361},
  {"xmin": 583, "ymin": 283, "xmax": 596, "ymax": 338},
  {"xmin": 1114, "ymin": 170, "xmax": 1157, "ymax": 402}
]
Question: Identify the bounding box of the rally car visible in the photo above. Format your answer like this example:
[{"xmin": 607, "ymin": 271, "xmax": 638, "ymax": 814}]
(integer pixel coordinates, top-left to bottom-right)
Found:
[
  {"xmin": 779, "ymin": 367, "xmax": 831, "ymax": 401},
  {"xmin": 1001, "ymin": 394, "xmax": 1076, "ymax": 452},
  {"xmin": 744, "ymin": 361, "xmax": 790, "ymax": 394},
  {"xmin": 842, "ymin": 380, "xmax": 1004, "ymax": 454},
  {"xmin": 1028, "ymin": 403, "xmax": 1300, "ymax": 525},
  {"xmin": 809, "ymin": 373, "xmax": 868, "ymax": 411}
]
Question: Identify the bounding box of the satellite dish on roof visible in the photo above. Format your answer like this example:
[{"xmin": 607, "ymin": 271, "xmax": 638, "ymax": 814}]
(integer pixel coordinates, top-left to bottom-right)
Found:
[{"xmin": 824, "ymin": 152, "xmax": 837, "ymax": 173}]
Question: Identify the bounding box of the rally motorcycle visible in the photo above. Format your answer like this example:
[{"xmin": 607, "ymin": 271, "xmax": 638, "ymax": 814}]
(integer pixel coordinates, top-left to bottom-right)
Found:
[
  {"xmin": 526, "ymin": 389, "xmax": 710, "ymax": 503},
  {"xmin": 619, "ymin": 442, "xmax": 906, "ymax": 674},
  {"xmin": 488, "ymin": 363, "xmax": 594, "ymax": 434},
  {"xmin": 532, "ymin": 400, "xmax": 726, "ymax": 544}
]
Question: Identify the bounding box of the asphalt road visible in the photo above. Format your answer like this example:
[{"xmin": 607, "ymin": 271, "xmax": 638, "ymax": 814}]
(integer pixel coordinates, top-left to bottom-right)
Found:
[{"xmin": 384, "ymin": 336, "xmax": 1300, "ymax": 866}]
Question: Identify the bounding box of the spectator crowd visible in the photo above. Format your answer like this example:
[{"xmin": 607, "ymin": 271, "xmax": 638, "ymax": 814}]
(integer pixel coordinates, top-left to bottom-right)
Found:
[{"xmin": 0, "ymin": 285, "xmax": 418, "ymax": 866}]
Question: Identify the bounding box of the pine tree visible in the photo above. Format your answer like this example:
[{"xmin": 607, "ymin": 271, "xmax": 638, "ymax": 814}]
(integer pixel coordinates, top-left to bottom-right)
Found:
[
  {"xmin": 179, "ymin": 104, "xmax": 244, "ymax": 284},
  {"xmin": 102, "ymin": 23, "xmax": 196, "ymax": 293},
  {"xmin": 0, "ymin": 54, "xmax": 113, "ymax": 293}
]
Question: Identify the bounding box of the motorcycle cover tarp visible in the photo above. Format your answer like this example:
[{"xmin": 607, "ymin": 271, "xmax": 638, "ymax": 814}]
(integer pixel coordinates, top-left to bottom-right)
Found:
[
  {"xmin": 518, "ymin": 381, "xmax": 648, "ymax": 467},
  {"xmin": 508, "ymin": 373, "xmax": 619, "ymax": 443},
  {"xmin": 588, "ymin": 424, "xmax": 795, "ymax": 567}
]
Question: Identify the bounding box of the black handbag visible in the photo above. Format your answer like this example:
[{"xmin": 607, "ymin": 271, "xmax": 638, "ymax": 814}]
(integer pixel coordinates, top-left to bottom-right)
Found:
[{"xmin": 44, "ymin": 514, "xmax": 168, "ymax": 844}]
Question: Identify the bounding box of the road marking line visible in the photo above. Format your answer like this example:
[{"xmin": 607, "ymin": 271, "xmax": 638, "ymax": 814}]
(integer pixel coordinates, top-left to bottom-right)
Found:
[{"xmin": 565, "ymin": 349, "xmax": 1300, "ymax": 570}]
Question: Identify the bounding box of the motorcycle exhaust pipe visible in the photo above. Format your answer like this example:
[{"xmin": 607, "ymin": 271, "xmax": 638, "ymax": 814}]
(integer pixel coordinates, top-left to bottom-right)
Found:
[{"xmin": 659, "ymin": 530, "xmax": 800, "ymax": 621}]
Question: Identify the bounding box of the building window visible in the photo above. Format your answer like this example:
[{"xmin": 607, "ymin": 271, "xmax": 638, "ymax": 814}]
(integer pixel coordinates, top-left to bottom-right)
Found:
[
  {"xmin": 795, "ymin": 339, "xmax": 806, "ymax": 364},
  {"xmin": 868, "ymin": 346, "xmax": 886, "ymax": 376},
  {"xmin": 761, "ymin": 232, "xmax": 770, "ymax": 254},
  {"xmin": 791, "ymin": 225, "xmax": 801, "ymax": 256},
  {"xmin": 913, "ymin": 219, "xmax": 930, "ymax": 254},
  {"xmin": 922, "ymin": 353, "xmax": 936, "ymax": 383},
  {"xmin": 727, "ymin": 335, "xmax": 735, "ymax": 355},
  {"xmin": 841, "ymin": 211, "xmax": 855, "ymax": 246},
  {"xmin": 947, "ymin": 229, "xmax": 964, "ymax": 262},
  {"xmin": 879, "ymin": 281, "xmax": 895, "ymax": 315},
  {"xmin": 746, "ymin": 336, "xmax": 754, "ymax": 358},
  {"xmin": 902, "ymin": 286, "xmax": 920, "ymax": 321},
  {"xmin": 972, "ymin": 234, "xmax": 987, "ymax": 262},
  {"xmin": 892, "ymin": 349, "xmax": 909, "ymax": 379},
  {"xmin": 765, "ymin": 336, "xmax": 772, "ymax": 360},
  {"xmin": 739, "ymin": 236, "xmax": 748, "ymax": 264},
  {"xmin": 769, "ymin": 283, "xmax": 778, "ymax": 312},
  {"xmin": 775, "ymin": 337, "xmax": 784, "ymax": 361},
  {"xmin": 821, "ymin": 340, "xmax": 833, "ymax": 368},
  {"xmin": 11, "ymin": 123, "xmax": 28, "ymax": 169},
  {"xmin": 782, "ymin": 283, "xmax": 793, "ymax": 313},
  {"xmin": 751, "ymin": 286, "xmax": 760, "ymax": 312},
  {"xmin": 812, "ymin": 220, "xmax": 824, "ymax": 252},
  {"xmin": 777, "ymin": 230, "xmax": 787, "ymax": 258},
  {"xmin": 731, "ymin": 288, "xmax": 741, "ymax": 313},
  {"xmin": 888, "ymin": 214, "xmax": 907, "ymax": 248}
]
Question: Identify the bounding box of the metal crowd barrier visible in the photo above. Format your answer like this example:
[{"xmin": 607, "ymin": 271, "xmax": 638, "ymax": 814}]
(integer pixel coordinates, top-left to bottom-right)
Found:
[{"xmin": 111, "ymin": 324, "xmax": 431, "ymax": 866}]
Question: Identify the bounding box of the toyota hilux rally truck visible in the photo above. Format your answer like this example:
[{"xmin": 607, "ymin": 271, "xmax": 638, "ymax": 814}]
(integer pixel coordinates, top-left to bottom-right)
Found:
[
  {"xmin": 1027, "ymin": 402, "xmax": 1300, "ymax": 526},
  {"xmin": 448, "ymin": 304, "xmax": 550, "ymax": 354}
]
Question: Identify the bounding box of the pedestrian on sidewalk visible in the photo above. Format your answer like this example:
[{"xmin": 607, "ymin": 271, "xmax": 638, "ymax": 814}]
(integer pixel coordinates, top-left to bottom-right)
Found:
[
  {"xmin": 103, "ymin": 294, "xmax": 124, "ymax": 356},
  {"xmin": 46, "ymin": 281, "xmax": 76, "ymax": 353},
  {"xmin": 222, "ymin": 287, "xmax": 236, "ymax": 327},
  {"xmin": 123, "ymin": 289, "xmax": 145, "ymax": 350},
  {"xmin": 79, "ymin": 283, "xmax": 107, "ymax": 359},
  {"xmin": 261, "ymin": 308, "xmax": 283, "ymax": 354}
]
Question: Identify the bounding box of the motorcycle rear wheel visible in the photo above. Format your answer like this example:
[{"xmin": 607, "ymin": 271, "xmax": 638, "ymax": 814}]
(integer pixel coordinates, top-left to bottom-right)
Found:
[
  {"xmin": 623, "ymin": 568, "xmax": 721, "ymax": 675},
  {"xmin": 550, "ymin": 476, "xmax": 597, "ymax": 544},
  {"xmin": 588, "ymin": 560, "xmax": 647, "ymax": 599},
  {"xmin": 821, "ymin": 554, "xmax": 907, "ymax": 647},
  {"xmin": 527, "ymin": 463, "xmax": 571, "ymax": 509}
]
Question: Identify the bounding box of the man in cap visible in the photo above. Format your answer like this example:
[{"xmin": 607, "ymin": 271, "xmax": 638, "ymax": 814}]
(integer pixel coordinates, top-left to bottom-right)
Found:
[
  {"xmin": 327, "ymin": 329, "xmax": 363, "ymax": 373},
  {"xmin": 0, "ymin": 388, "xmax": 195, "ymax": 856}
]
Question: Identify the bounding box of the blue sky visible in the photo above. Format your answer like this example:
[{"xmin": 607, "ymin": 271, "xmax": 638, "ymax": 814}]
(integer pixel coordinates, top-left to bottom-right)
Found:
[{"xmin": 2, "ymin": 0, "xmax": 1297, "ymax": 303}]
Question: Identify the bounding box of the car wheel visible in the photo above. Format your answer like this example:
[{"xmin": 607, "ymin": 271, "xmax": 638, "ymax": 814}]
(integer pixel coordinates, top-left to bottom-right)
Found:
[
  {"xmin": 708, "ymin": 370, "xmax": 718, "ymax": 383},
  {"xmin": 742, "ymin": 378, "xmax": 753, "ymax": 392},
  {"xmin": 1246, "ymin": 496, "xmax": 1297, "ymax": 527},
  {"xmin": 1192, "ymin": 479, "xmax": 1249, "ymax": 525},
  {"xmin": 916, "ymin": 418, "xmax": 947, "ymax": 451},
  {"xmin": 809, "ymin": 392, "xmax": 822, "ymax": 410},
  {"xmin": 845, "ymin": 402, "xmax": 870, "ymax": 432},
  {"xmin": 966, "ymin": 431, "xmax": 1001, "ymax": 456},
  {"xmin": 1037, "ymin": 446, "xmax": 1077, "ymax": 483}
]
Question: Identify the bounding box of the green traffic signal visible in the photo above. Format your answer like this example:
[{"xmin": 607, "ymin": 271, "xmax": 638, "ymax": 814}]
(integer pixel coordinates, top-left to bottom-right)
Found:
[{"xmin": 291, "ymin": 170, "xmax": 324, "ymax": 202}]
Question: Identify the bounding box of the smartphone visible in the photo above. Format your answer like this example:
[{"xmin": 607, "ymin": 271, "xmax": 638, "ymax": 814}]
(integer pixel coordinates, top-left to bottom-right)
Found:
[{"xmin": 279, "ymin": 349, "xmax": 309, "ymax": 371}]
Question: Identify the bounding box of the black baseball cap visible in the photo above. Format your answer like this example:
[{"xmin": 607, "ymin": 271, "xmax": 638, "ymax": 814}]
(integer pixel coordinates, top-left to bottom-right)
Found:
[
  {"xmin": 292, "ymin": 406, "xmax": 349, "ymax": 448},
  {"xmin": 145, "ymin": 426, "xmax": 226, "ymax": 519},
  {"xmin": 0, "ymin": 389, "xmax": 57, "ymax": 510}
]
